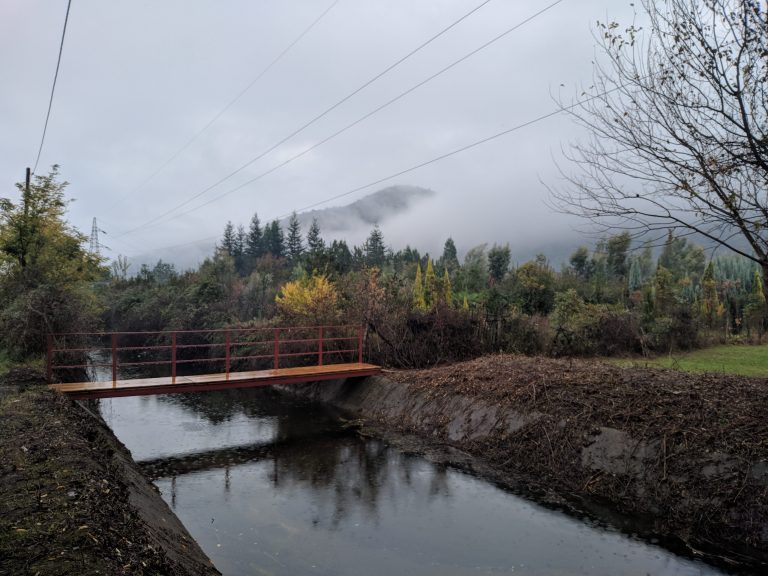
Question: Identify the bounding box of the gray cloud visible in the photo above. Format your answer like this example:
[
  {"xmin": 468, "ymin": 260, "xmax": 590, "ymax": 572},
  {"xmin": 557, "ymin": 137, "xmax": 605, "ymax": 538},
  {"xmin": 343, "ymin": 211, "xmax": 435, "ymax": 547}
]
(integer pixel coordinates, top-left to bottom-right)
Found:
[{"xmin": 1, "ymin": 0, "xmax": 640, "ymax": 266}]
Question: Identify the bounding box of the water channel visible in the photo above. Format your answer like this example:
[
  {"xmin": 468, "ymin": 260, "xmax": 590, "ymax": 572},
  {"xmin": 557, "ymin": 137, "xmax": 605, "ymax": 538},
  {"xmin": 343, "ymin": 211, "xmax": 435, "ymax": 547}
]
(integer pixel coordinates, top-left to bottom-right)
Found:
[{"xmin": 94, "ymin": 385, "xmax": 736, "ymax": 576}]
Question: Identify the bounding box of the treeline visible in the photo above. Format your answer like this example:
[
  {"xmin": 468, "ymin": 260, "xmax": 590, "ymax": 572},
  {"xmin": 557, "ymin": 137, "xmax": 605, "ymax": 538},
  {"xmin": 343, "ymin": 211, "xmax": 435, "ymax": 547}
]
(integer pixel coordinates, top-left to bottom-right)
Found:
[
  {"xmin": 102, "ymin": 209, "xmax": 767, "ymax": 367},
  {"xmin": 1, "ymin": 169, "xmax": 765, "ymax": 367}
]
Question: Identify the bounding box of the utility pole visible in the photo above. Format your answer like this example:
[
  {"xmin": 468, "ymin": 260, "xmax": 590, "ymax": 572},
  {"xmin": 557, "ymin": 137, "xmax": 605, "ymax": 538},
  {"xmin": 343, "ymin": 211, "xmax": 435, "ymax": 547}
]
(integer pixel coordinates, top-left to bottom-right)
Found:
[{"xmin": 19, "ymin": 167, "xmax": 31, "ymax": 268}]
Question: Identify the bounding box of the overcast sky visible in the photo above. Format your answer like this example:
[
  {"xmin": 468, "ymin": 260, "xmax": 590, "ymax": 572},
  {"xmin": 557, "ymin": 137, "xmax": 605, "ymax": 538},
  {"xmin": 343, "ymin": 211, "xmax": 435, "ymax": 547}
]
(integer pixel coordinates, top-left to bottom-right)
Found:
[{"xmin": 1, "ymin": 0, "xmax": 640, "ymax": 266}]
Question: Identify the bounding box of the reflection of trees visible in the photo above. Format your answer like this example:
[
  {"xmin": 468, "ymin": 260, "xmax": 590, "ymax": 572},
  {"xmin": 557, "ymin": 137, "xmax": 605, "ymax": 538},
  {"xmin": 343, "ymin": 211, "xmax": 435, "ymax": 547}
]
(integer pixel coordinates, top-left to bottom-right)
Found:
[{"xmin": 145, "ymin": 431, "xmax": 453, "ymax": 530}]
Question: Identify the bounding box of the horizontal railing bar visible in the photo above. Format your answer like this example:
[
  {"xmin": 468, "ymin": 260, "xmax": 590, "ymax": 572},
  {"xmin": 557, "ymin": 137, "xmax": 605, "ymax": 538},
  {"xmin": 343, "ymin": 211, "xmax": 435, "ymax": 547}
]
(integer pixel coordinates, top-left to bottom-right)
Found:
[
  {"xmin": 50, "ymin": 324, "xmax": 360, "ymax": 337},
  {"xmin": 322, "ymin": 348, "xmax": 357, "ymax": 355},
  {"xmin": 52, "ymin": 363, "xmax": 112, "ymax": 370},
  {"xmin": 174, "ymin": 357, "xmax": 227, "ymax": 365},
  {"xmin": 117, "ymin": 360, "xmax": 173, "ymax": 367},
  {"xmin": 229, "ymin": 353, "xmax": 275, "ymax": 362},
  {"xmin": 229, "ymin": 340, "xmax": 273, "ymax": 347},
  {"xmin": 52, "ymin": 347, "xmax": 112, "ymax": 354}
]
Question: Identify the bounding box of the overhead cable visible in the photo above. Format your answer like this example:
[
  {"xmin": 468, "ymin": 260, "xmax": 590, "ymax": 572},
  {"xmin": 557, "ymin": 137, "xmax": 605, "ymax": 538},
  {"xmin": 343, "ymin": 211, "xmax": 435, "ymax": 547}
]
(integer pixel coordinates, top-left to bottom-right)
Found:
[
  {"xmin": 115, "ymin": 0, "xmax": 496, "ymax": 237},
  {"xmin": 33, "ymin": 0, "xmax": 73, "ymax": 174}
]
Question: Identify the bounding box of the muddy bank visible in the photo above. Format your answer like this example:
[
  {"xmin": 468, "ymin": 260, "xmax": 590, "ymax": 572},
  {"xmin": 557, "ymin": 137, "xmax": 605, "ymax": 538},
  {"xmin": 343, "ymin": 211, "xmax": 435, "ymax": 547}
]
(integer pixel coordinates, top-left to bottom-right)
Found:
[
  {"xmin": 0, "ymin": 369, "xmax": 219, "ymax": 576},
  {"xmin": 290, "ymin": 354, "xmax": 768, "ymax": 568}
]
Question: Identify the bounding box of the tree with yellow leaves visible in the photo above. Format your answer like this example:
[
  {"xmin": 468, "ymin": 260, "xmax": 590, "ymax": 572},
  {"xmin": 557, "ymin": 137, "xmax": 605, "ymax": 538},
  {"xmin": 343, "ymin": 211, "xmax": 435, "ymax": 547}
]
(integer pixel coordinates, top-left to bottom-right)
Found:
[
  {"xmin": 424, "ymin": 259, "xmax": 438, "ymax": 308},
  {"xmin": 413, "ymin": 263, "xmax": 426, "ymax": 311},
  {"xmin": 275, "ymin": 273, "xmax": 339, "ymax": 324},
  {"xmin": 442, "ymin": 269, "xmax": 453, "ymax": 307}
]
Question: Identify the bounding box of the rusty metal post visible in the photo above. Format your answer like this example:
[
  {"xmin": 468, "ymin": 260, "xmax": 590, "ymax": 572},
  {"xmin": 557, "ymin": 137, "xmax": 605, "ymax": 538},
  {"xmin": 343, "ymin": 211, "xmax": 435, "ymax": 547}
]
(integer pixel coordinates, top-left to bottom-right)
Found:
[
  {"xmin": 358, "ymin": 325, "xmax": 363, "ymax": 364},
  {"xmin": 273, "ymin": 328, "xmax": 280, "ymax": 369},
  {"xmin": 225, "ymin": 330, "xmax": 230, "ymax": 379},
  {"xmin": 111, "ymin": 333, "xmax": 117, "ymax": 384},
  {"xmin": 171, "ymin": 332, "xmax": 177, "ymax": 384},
  {"xmin": 318, "ymin": 326, "xmax": 324, "ymax": 366},
  {"xmin": 46, "ymin": 334, "xmax": 53, "ymax": 383}
]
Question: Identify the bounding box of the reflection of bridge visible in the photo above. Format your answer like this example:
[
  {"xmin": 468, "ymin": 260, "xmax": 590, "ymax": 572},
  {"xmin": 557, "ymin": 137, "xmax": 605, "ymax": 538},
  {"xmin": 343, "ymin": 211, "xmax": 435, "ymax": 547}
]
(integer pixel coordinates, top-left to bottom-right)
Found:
[{"xmin": 47, "ymin": 325, "xmax": 380, "ymax": 400}]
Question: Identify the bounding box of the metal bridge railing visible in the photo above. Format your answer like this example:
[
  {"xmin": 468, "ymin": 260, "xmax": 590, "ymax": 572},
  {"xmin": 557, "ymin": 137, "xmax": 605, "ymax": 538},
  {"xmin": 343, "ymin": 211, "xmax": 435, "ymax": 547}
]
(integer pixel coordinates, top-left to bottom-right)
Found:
[{"xmin": 47, "ymin": 325, "xmax": 365, "ymax": 384}]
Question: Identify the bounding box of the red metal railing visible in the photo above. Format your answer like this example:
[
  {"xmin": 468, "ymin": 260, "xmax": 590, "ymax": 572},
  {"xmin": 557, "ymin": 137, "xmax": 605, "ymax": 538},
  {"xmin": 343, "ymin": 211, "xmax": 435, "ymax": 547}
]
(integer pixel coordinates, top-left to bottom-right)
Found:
[{"xmin": 46, "ymin": 325, "xmax": 365, "ymax": 384}]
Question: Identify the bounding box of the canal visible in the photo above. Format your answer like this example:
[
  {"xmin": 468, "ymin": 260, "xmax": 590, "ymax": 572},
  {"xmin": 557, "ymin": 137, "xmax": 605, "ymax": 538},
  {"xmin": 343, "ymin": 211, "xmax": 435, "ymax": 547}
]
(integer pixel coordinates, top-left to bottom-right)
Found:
[{"xmin": 99, "ymin": 387, "xmax": 729, "ymax": 575}]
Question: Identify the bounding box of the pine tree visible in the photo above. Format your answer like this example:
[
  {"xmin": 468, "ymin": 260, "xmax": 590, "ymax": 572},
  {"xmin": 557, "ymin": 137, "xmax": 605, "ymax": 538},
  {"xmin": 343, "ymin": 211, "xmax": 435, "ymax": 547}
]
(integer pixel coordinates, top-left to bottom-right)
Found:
[
  {"xmin": 439, "ymin": 237, "xmax": 459, "ymax": 272},
  {"xmin": 233, "ymin": 225, "xmax": 246, "ymax": 275},
  {"xmin": 286, "ymin": 212, "xmax": 304, "ymax": 262},
  {"xmin": 442, "ymin": 268, "xmax": 453, "ymax": 307},
  {"xmin": 263, "ymin": 220, "xmax": 285, "ymax": 258},
  {"xmin": 306, "ymin": 218, "xmax": 324, "ymax": 254},
  {"xmin": 221, "ymin": 221, "xmax": 235, "ymax": 256},
  {"xmin": 487, "ymin": 244, "xmax": 511, "ymax": 284},
  {"xmin": 413, "ymin": 263, "xmax": 426, "ymax": 311},
  {"xmin": 364, "ymin": 226, "xmax": 386, "ymax": 268},
  {"xmin": 424, "ymin": 258, "xmax": 438, "ymax": 307},
  {"xmin": 246, "ymin": 213, "xmax": 263, "ymax": 258}
]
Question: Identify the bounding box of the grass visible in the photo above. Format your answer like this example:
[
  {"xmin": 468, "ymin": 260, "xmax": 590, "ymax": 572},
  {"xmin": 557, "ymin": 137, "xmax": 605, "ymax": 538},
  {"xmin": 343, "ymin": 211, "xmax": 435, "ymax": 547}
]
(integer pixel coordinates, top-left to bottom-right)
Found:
[{"xmin": 612, "ymin": 343, "xmax": 768, "ymax": 378}]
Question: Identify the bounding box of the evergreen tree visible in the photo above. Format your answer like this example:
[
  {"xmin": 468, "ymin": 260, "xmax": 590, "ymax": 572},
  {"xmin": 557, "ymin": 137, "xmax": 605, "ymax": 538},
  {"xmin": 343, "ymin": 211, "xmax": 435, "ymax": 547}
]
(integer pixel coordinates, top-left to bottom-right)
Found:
[
  {"xmin": 263, "ymin": 220, "xmax": 285, "ymax": 258},
  {"xmin": 221, "ymin": 221, "xmax": 236, "ymax": 256},
  {"xmin": 328, "ymin": 240, "xmax": 352, "ymax": 275},
  {"xmin": 246, "ymin": 213, "xmax": 263, "ymax": 259},
  {"xmin": 364, "ymin": 226, "xmax": 386, "ymax": 268},
  {"xmin": 306, "ymin": 218, "xmax": 325, "ymax": 254},
  {"xmin": 487, "ymin": 244, "xmax": 511, "ymax": 284},
  {"xmin": 233, "ymin": 225, "xmax": 246, "ymax": 275},
  {"xmin": 413, "ymin": 263, "xmax": 426, "ymax": 310},
  {"xmin": 286, "ymin": 212, "xmax": 304, "ymax": 262},
  {"xmin": 439, "ymin": 237, "xmax": 460, "ymax": 273}
]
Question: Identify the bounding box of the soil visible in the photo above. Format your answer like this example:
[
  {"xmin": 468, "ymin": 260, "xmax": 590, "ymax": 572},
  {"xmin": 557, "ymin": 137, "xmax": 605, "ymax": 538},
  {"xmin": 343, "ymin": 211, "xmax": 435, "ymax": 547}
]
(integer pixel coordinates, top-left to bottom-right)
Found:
[
  {"xmin": 290, "ymin": 354, "xmax": 768, "ymax": 570},
  {"xmin": 0, "ymin": 367, "xmax": 220, "ymax": 576}
]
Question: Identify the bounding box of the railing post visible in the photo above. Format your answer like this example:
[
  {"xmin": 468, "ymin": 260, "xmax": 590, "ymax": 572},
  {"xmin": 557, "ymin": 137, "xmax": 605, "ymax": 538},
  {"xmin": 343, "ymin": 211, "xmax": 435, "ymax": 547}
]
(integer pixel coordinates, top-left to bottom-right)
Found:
[
  {"xmin": 46, "ymin": 334, "xmax": 53, "ymax": 383},
  {"xmin": 111, "ymin": 333, "xmax": 118, "ymax": 384},
  {"xmin": 318, "ymin": 326, "xmax": 324, "ymax": 366},
  {"xmin": 273, "ymin": 328, "xmax": 280, "ymax": 370},
  {"xmin": 358, "ymin": 325, "xmax": 363, "ymax": 364},
  {"xmin": 225, "ymin": 330, "xmax": 230, "ymax": 379},
  {"xmin": 171, "ymin": 332, "xmax": 177, "ymax": 384}
]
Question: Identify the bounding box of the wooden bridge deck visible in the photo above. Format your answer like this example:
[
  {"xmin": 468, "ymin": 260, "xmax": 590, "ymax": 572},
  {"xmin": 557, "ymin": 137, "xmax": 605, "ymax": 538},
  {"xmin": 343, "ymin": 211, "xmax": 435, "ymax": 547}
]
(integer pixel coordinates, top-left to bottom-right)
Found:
[{"xmin": 50, "ymin": 363, "xmax": 382, "ymax": 400}]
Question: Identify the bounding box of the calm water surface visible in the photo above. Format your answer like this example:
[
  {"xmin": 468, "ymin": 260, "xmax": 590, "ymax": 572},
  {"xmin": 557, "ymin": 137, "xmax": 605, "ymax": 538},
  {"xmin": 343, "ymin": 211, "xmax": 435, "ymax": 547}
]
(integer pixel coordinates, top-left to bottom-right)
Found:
[{"xmin": 99, "ymin": 388, "xmax": 728, "ymax": 576}]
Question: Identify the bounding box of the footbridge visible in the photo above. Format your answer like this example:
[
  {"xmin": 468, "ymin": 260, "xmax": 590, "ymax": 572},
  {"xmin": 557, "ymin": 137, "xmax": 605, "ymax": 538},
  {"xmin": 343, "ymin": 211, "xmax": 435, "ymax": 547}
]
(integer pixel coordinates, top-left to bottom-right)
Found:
[{"xmin": 47, "ymin": 325, "xmax": 380, "ymax": 400}]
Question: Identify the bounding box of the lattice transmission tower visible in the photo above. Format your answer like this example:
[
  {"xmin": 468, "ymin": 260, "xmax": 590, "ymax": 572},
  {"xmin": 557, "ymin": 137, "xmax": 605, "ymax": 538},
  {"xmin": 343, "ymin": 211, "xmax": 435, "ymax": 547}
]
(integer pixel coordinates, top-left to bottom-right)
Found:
[{"xmin": 89, "ymin": 217, "xmax": 108, "ymax": 254}]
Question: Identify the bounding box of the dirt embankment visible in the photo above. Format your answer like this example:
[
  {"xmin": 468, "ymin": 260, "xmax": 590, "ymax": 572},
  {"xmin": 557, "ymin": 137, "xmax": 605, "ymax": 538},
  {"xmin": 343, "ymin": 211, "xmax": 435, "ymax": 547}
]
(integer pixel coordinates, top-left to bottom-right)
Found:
[
  {"xmin": 292, "ymin": 354, "xmax": 768, "ymax": 567},
  {"xmin": 0, "ymin": 369, "xmax": 220, "ymax": 576}
]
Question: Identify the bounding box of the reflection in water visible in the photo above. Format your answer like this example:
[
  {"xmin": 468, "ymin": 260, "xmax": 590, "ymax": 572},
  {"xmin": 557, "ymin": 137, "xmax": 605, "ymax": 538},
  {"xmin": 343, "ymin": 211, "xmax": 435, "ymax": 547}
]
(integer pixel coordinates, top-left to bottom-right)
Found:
[{"xmin": 100, "ymin": 388, "xmax": 727, "ymax": 576}]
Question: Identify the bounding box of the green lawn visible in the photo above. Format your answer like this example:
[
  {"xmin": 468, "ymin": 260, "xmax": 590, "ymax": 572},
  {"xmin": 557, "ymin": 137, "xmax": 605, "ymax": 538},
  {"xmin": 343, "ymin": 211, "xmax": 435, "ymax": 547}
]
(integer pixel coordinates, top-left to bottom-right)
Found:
[{"xmin": 612, "ymin": 344, "xmax": 768, "ymax": 378}]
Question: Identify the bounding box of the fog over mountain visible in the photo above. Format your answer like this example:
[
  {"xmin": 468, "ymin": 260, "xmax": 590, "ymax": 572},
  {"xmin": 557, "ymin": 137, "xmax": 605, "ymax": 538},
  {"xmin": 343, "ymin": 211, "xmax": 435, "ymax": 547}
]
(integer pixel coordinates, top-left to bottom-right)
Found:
[
  {"xmin": 130, "ymin": 184, "xmax": 438, "ymax": 270},
  {"xmin": 286, "ymin": 184, "xmax": 435, "ymax": 232}
]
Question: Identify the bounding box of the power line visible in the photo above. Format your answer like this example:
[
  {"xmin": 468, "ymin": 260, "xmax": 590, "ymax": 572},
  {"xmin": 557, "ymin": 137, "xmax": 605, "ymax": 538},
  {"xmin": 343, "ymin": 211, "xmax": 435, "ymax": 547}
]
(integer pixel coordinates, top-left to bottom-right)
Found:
[
  {"xmin": 33, "ymin": 0, "xmax": 73, "ymax": 174},
  {"xmin": 111, "ymin": 0, "xmax": 340, "ymax": 208},
  {"xmin": 115, "ymin": 0, "xmax": 496, "ymax": 237},
  {"xmin": 126, "ymin": 81, "xmax": 626, "ymax": 258},
  {"xmin": 141, "ymin": 0, "xmax": 568, "ymax": 228}
]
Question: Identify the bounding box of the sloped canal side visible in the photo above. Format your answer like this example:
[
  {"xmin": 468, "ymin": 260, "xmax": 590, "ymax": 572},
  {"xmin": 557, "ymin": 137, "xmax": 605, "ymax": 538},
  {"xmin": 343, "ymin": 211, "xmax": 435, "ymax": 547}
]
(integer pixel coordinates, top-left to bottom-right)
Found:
[
  {"xmin": 100, "ymin": 384, "xmax": 737, "ymax": 575},
  {"xmin": 0, "ymin": 369, "xmax": 219, "ymax": 576}
]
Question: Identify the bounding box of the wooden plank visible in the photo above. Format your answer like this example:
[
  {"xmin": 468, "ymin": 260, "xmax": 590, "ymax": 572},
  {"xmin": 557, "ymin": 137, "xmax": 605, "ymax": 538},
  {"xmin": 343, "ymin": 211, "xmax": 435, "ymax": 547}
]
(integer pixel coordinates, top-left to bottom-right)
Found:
[{"xmin": 49, "ymin": 363, "xmax": 381, "ymax": 399}]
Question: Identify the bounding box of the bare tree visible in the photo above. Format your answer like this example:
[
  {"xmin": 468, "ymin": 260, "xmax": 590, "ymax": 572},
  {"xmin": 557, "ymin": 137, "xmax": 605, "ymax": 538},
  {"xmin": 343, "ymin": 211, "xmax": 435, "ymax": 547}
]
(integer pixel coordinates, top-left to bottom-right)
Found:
[{"xmin": 552, "ymin": 0, "xmax": 768, "ymax": 298}]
